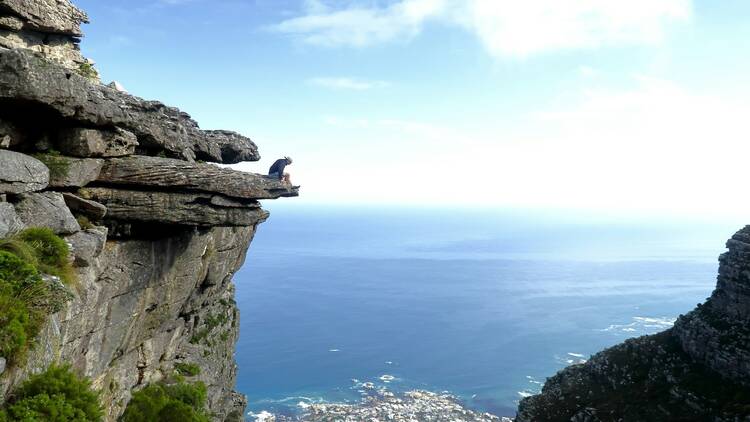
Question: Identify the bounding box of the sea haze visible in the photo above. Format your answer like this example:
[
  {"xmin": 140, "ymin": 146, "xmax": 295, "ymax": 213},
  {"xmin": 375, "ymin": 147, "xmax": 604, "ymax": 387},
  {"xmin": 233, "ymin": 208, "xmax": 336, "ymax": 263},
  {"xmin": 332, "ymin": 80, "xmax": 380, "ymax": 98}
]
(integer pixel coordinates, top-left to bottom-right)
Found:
[{"xmin": 233, "ymin": 205, "xmax": 741, "ymax": 419}]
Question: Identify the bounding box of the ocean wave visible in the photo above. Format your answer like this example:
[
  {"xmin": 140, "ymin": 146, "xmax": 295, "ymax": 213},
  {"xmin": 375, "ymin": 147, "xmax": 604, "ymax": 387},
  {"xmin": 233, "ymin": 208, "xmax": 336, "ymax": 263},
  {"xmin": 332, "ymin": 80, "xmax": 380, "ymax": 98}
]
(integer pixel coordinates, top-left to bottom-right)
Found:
[
  {"xmin": 600, "ymin": 316, "xmax": 676, "ymax": 334},
  {"xmin": 247, "ymin": 410, "xmax": 274, "ymax": 421}
]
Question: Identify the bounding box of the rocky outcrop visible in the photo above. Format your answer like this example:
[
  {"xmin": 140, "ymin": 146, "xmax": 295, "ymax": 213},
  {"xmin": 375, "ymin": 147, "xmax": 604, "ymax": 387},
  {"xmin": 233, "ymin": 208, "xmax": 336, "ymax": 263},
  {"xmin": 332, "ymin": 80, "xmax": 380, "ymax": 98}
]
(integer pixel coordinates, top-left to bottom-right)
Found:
[
  {"xmin": 0, "ymin": 48, "xmax": 260, "ymax": 163},
  {"xmin": 516, "ymin": 227, "xmax": 750, "ymax": 422},
  {"xmin": 0, "ymin": 0, "xmax": 89, "ymax": 72},
  {"xmin": 81, "ymin": 187, "xmax": 269, "ymax": 227},
  {"xmin": 0, "ymin": 1, "xmax": 299, "ymax": 421},
  {"xmin": 97, "ymin": 156, "xmax": 298, "ymax": 200}
]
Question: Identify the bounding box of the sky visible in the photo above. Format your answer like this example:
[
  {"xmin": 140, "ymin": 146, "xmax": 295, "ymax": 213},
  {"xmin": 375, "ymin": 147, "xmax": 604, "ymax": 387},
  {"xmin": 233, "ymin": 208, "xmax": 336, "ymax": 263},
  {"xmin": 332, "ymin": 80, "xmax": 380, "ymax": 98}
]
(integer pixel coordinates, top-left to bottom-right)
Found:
[{"xmin": 73, "ymin": 0, "xmax": 750, "ymax": 216}]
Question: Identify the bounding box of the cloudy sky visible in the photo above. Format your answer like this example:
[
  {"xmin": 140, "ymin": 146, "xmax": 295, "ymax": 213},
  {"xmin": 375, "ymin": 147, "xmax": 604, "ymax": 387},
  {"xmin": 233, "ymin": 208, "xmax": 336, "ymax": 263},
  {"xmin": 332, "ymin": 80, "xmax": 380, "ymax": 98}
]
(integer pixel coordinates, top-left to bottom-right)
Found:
[{"xmin": 75, "ymin": 0, "xmax": 750, "ymax": 215}]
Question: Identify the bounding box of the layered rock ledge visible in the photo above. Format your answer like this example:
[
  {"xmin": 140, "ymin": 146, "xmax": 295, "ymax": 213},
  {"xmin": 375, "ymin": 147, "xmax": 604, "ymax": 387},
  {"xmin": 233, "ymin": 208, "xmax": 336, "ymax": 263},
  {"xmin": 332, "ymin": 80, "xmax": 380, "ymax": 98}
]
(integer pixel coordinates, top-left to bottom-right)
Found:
[{"xmin": 0, "ymin": 1, "xmax": 298, "ymax": 420}]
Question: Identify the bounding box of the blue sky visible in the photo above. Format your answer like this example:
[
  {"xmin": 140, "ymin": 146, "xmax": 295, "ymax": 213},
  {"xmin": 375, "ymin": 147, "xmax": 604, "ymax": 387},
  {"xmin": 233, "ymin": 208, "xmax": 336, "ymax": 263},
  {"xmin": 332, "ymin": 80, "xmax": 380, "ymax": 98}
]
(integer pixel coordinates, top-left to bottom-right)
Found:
[{"xmin": 74, "ymin": 0, "xmax": 750, "ymax": 215}]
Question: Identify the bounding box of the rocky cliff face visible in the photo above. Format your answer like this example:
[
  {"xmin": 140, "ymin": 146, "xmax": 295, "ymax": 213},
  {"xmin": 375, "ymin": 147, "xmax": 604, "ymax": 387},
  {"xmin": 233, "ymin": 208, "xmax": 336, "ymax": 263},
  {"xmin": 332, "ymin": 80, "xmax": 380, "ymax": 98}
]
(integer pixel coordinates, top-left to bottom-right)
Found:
[
  {"xmin": 516, "ymin": 228, "xmax": 750, "ymax": 422},
  {"xmin": 0, "ymin": 1, "xmax": 298, "ymax": 420}
]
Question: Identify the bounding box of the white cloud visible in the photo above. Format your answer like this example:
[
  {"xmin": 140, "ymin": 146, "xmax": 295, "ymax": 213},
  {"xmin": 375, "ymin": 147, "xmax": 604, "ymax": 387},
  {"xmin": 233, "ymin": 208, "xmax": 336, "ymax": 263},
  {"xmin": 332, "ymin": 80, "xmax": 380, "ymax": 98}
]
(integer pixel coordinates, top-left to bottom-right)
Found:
[
  {"xmin": 309, "ymin": 77, "xmax": 390, "ymax": 90},
  {"xmin": 269, "ymin": 0, "xmax": 692, "ymax": 57},
  {"xmin": 578, "ymin": 65, "xmax": 598, "ymax": 77},
  {"xmin": 256, "ymin": 77, "xmax": 750, "ymax": 216},
  {"xmin": 271, "ymin": 0, "xmax": 444, "ymax": 47}
]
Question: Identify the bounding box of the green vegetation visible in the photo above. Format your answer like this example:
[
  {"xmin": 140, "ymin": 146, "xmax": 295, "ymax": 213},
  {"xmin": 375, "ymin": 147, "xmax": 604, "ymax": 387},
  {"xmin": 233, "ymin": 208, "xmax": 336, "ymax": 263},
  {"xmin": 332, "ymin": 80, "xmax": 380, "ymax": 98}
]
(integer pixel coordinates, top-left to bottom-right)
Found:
[
  {"xmin": 33, "ymin": 150, "xmax": 71, "ymax": 181},
  {"xmin": 17, "ymin": 227, "xmax": 76, "ymax": 285},
  {"xmin": 174, "ymin": 362, "xmax": 201, "ymax": 377},
  {"xmin": 0, "ymin": 364, "xmax": 103, "ymax": 421},
  {"xmin": 77, "ymin": 62, "xmax": 99, "ymax": 80},
  {"xmin": 121, "ymin": 380, "xmax": 209, "ymax": 422},
  {"xmin": 0, "ymin": 229, "xmax": 74, "ymax": 364},
  {"xmin": 76, "ymin": 215, "xmax": 95, "ymax": 230}
]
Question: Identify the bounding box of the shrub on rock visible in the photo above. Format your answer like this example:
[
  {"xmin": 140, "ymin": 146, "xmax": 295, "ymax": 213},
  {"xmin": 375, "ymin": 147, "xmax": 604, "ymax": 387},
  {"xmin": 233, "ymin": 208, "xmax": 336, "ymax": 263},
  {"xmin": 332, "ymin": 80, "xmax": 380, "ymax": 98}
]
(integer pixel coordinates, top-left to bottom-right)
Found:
[
  {"xmin": 121, "ymin": 380, "xmax": 209, "ymax": 422},
  {"xmin": 1, "ymin": 364, "xmax": 103, "ymax": 421}
]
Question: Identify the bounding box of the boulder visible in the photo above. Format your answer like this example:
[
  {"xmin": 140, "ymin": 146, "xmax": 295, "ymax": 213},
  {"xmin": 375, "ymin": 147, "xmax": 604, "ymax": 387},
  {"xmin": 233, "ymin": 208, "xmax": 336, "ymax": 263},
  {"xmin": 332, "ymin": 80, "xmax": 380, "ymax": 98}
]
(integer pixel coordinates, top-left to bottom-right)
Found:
[
  {"xmin": 0, "ymin": 202, "xmax": 24, "ymax": 237},
  {"xmin": 204, "ymin": 130, "xmax": 260, "ymax": 164},
  {"xmin": 57, "ymin": 127, "xmax": 138, "ymax": 158},
  {"xmin": 48, "ymin": 157, "xmax": 103, "ymax": 187},
  {"xmin": 65, "ymin": 226, "xmax": 107, "ymax": 267},
  {"xmin": 62, "ymin": 192, "xmax": 106, "ymax": 220},
  {"xmin": 0, "ymin": 149, "xmax": 49, "ymax": 193},
  {"xmin": 0, "ymin": 0, "xmax": 89, "ymax": 36},
  {"xmin": 97, "ymin": 156, "xmax": 299, "ymax": 200},
  {"xmin": 81, "ymin": 187, "xmax": 269, "ymax": 227},
  {"xmin": 13, "ymin": 191, "xmax": 80, "ymax": 234},
  {"xmin": 0, "ymin": 49, "xmax": 259, "ymax": 164}
]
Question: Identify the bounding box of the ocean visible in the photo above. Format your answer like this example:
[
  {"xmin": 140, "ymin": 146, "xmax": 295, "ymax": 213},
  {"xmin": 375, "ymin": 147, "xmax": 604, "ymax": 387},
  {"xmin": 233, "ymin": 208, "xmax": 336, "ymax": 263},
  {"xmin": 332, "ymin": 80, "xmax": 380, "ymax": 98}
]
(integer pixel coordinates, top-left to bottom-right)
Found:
[{"xmin": 233, "ymin": 205, "xmax": 742, "ymax": 419}]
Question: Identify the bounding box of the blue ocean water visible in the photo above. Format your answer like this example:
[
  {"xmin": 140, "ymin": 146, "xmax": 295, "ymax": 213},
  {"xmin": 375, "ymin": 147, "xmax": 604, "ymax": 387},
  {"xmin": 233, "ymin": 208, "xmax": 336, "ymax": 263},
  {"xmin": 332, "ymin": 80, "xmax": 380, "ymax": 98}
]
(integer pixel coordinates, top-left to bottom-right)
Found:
[{"xmin": 233, "ymin": 205, "xmax": 742, "ymax": 419}]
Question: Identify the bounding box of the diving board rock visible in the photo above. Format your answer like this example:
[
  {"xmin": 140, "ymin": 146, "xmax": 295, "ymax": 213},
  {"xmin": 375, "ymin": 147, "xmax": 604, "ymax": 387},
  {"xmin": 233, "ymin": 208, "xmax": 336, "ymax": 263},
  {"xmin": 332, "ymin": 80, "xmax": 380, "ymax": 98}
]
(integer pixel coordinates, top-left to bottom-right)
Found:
[{"xmin": 96, "ymin": 156, "xmax": 299, "ymax": 200}]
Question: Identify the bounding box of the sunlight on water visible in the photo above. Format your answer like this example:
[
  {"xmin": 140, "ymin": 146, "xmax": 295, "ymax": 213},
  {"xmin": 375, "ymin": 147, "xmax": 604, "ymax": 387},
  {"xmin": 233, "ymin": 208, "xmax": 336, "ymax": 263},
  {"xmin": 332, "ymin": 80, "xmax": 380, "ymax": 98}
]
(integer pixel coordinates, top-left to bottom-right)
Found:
[{"xmin": 234, "ymin": 206, "xmax": 737, "ymax": 418}]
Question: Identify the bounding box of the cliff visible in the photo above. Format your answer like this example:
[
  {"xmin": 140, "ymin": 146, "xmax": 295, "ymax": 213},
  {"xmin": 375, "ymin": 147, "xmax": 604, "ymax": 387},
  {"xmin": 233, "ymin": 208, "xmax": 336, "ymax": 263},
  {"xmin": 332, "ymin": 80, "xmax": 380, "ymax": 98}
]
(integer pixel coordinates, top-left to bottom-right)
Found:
[
  {"xmin": 516, "ymin": 227, "xmax": 750, "ymax": 421},
  {"xmin": 0, "ymin": 0, "xmax": 298, "ymax": 420}
]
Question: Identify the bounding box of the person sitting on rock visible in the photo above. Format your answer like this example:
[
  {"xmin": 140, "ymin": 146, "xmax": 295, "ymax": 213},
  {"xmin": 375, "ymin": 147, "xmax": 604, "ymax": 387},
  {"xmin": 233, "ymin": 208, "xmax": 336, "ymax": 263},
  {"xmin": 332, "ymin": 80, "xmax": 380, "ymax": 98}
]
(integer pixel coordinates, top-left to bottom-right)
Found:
[{"xmin": 268, "ymin": 156, "xmax": 293, "ymax": 184}]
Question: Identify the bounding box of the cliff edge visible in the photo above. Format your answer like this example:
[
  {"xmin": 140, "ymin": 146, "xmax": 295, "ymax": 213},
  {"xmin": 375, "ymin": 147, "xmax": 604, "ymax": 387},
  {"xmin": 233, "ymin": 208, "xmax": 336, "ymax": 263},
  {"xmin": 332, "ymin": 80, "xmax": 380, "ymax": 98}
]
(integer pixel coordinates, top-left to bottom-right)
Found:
[
  {"xmin": 0, "ymin": 0, "xmax": 298, "ymax": 420},
  {"xmin": 516, "ymin": 227, "xmax": 750, "ymax": 421}
]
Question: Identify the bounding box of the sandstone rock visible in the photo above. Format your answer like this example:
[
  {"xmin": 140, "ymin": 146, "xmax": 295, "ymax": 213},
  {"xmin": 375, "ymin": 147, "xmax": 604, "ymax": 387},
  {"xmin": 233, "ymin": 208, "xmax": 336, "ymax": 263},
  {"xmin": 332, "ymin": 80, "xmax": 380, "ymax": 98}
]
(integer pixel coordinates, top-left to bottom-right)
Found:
[
  {"xmin": 0, "ymin": 27, "xmax": 87, "ymax": 71},
  {"xmin": 13, "ymin": 191, "xmax": 80, "ymax": 234},
  {"xmin": 0, "ymin": 0, "xmax": 89, "ymax": 36},
  {"xmin": 0, "ymin": 226, "xmax": 255, "ymax": 421},
  {"xmin": 58, "ymin": 127, "xmax": 138, "ymax": 158},
  {"xmin": 48, "ymin": 157, "xmax": 103, "ymax": 187},
  {"xmin": 0, "ymin": 149, "xmax": 49, "ymax": 193},
  {"xmin": 0, "ymin": 202, "xmax": 24, "ymax": 237},
  {"xmin": 0, "ymin": 49, "xmax": 259, "ymax": 164},
  {"xmin": 0, "ymin": 16, "xmax": 24, "ymax": 31},
  {"xmin": 82, "ymin": 187, "xmax": 269, "ymax": 227},
  {"xmin": 97, "ymin": 156, "xmax": 298, "ymax": 200},
  {"xmin": 62, "ymin": 192, "xmax": 106, "ymax": 220},
  {"xmin": 65, "ymin": 226, "xmax": 106, "ymax": 267},
  {"xmin": 204, "ymin": 130, "xmax": 260, "ymax": 164}
]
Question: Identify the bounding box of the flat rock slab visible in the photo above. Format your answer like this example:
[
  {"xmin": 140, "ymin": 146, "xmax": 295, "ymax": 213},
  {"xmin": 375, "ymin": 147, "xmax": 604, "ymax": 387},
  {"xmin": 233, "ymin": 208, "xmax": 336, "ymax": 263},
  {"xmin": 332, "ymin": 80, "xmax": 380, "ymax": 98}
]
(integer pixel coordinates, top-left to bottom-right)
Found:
[
  {"xmin": 0, "ymin": 149, "xmax": 49, "ymax": 193},
  {"xmin": 82, "ymin": 187, "xmax": 270, "ymax": 227},
  {"xmin": 0, "ymin": 49, "xmax": 259, "ymax": 164},
  {"xmin": 13, "ymin": 191, "xmax": 80, "ymax": 234},
  {"xmin": 48, "ymin": 157, "xmax": 103, "ymax": 187},
  {"xmin": 62, "ymin": 192, "xmax": 106, "ymax": 219},
  {"xmin": 0, "ymin": 202, "xmax": 24, "ymax": 237},
  {"xmin": 97, "ymin": 156, "xmax": 299, "ymax": 200}
]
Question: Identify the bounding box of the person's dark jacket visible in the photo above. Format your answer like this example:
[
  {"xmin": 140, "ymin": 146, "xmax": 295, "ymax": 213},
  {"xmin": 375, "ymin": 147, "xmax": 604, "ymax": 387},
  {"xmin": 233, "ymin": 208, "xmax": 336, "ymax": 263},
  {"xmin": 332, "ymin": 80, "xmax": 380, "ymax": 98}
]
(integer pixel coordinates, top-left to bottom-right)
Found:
[{"xmin": 268, "ymin": 159, "xmax": 288, "ymax": 180}]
